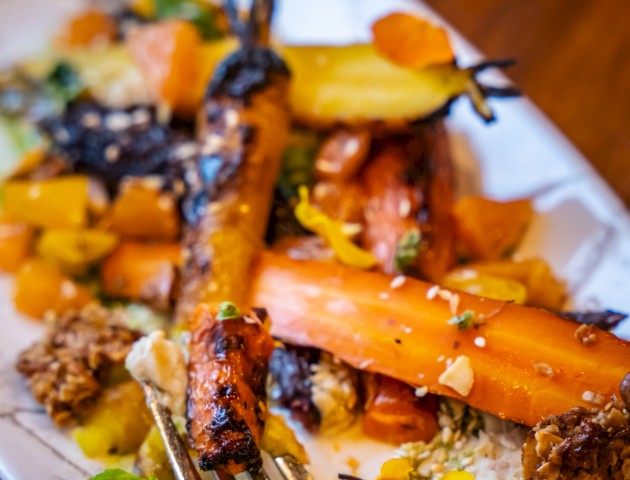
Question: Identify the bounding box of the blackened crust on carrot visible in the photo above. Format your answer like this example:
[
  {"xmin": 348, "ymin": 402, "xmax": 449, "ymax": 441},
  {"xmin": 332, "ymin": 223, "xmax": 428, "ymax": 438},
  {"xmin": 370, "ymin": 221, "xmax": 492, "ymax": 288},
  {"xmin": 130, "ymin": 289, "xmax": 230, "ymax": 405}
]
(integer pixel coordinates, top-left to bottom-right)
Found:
[{"xmin": 207, "ymin": 47, "xmax": 290, "ymax": 101}]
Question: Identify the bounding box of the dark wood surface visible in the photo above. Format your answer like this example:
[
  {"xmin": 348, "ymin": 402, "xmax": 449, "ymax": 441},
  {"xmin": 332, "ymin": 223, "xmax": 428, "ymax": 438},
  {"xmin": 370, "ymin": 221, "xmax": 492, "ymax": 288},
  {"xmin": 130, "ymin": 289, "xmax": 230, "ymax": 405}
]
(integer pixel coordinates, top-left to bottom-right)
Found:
[{"xmin": 424, "ymin": 0, "xmax": 630, "ymax": 205}]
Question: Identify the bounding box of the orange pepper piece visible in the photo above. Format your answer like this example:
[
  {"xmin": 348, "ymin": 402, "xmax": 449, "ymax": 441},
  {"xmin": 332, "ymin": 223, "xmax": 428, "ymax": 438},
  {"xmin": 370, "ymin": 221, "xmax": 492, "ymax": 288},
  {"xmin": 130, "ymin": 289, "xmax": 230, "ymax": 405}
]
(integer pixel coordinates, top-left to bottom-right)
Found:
[
  {"xmin": 372, "ymin": 13, "xmax": 454, "ymax": 69},
  {"xmin": 14, "ymin": 259, "xmax": 93, "ymax": 318},
  {"xmin": 127, "ymin": 20, "xmax": 202, "ymax": 114},
  {"xmin": 56, "ymin": 9, "xmax": 117, "ymax": 48}
]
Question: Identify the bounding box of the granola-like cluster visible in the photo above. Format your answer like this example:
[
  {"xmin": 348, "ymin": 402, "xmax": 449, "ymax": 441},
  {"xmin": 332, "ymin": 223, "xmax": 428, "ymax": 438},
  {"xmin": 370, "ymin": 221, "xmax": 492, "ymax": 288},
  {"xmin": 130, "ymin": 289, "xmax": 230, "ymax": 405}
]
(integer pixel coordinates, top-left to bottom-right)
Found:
[{"xmin": 16, "ymin": 305, "xmax": 140, "ymax": 426}]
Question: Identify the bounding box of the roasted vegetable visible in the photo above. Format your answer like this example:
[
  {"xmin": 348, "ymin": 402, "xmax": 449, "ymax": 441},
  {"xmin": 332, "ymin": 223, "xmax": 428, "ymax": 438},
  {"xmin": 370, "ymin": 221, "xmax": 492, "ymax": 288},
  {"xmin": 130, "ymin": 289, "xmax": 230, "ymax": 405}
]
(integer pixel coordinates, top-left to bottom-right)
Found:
[
  {"xmin": 363, "ymin": 374, "xmax": 439, "ymax": 445},
  {"xmin": 187, "ymin": 303, "xmax": 274, "ymax": 475},
  {"xmin": 260, "ymin": 414, "xmax": 309, "ymax": 465},
  {"xmin": 250, "ymin": 251, "xmax": 630, "ymax": 427},
  {"xmin": 107, "ymin": 177, "xmax": 180, "ymax": 241},
  {"xmin": 55, "ymin": 9, "xmax": 117, "ymax": 49},
  {"xmin": 3, "ymin": 175, "xmax": 92, "ymax": 228},
  {"xmin": 0, "ymin": 213, "xmax": 34, "ymax": 272},
  {"xmin": 14, "ymin": 259, "xmax": 93, "ymax": 318},
  {"xmin": 73, "ymin": 380, "xmax": 152, "ymax": 457},
  {"xmin": 280, "ymin": 44, "xmax": 516, "ymax": 128},
  {"xmin": 442, "ymin": 269, "xmax": 528, "ymax": 304},
  {"xmin": 101, "ymin": 241, "xmax": 181, "ymax": 310},
  {"xmin": 452, "ymin": 195, "xmax": 533, "ymax": 260},
  {"xmin": 36, "ymin": 228, "xmax": 119, "ymax": 274},
  {"xmin": 176, "ymin": 2, "xmax": 290, "ymax": 320}
]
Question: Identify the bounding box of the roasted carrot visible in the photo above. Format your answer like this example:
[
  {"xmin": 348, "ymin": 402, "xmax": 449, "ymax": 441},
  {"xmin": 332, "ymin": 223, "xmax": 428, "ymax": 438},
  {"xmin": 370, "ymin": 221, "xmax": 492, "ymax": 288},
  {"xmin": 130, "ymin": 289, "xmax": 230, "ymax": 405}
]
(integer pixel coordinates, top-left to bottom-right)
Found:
[
  {"xmin": 101, "ymin": 241, "xmax": 181, "ymax": 310},
  {"xmin": 249, "ymin": 251, "xmax": 630, "ymax": 427},
  {"xmin": 56, "ymin": 9, "xmax": 117, "ymax": 49},
  {"xmin": 0, "ymin": 214, "xmax": 34, "ymax": 273}
]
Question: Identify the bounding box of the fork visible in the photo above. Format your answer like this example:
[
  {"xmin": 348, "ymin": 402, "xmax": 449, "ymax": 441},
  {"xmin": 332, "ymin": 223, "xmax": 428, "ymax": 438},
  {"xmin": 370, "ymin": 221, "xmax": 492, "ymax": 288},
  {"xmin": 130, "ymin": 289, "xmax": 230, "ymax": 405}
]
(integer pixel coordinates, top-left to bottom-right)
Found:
[{"xmin": 142, "ymin": 382, "xmax": 313, "ymax": 480}]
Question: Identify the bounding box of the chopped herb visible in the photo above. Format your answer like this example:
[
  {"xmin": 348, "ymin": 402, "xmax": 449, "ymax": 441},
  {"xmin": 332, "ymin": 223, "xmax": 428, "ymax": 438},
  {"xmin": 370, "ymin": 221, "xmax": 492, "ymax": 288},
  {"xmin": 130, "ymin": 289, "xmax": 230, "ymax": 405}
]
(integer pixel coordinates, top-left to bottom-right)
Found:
[
  {"xmin": 217, "ymin": 301, "xmax": 241, "ymax": 320},
  {"xmin": 277, "ymin": 130, "xmax": 320, "ymax": 201},
  {"xmin": 447, "ymin": 310, "xmax": 475, "ymax": 331},
  {"xmin": 394, "ymin": 228, "xmax": 422, "ymax": 273},
  {"xmin": 89, "ymin": 469, "xmax": 156, "ymax": 480},
  {"xmin": 155, "ymin": 0, "xmax": 223, "ymax": 40},
  {"xmin": 45, "ymin": 62, "xmax": 84, "ymax": 106}
]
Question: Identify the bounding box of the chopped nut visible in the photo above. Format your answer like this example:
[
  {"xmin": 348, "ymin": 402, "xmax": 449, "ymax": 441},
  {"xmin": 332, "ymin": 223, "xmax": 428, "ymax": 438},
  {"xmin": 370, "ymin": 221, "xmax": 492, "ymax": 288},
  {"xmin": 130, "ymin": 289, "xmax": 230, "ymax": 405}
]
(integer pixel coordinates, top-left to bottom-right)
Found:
[
  {"xmin": 415, "ymin": 386, "xmax": 429, "ymax": 397},
  {"xmin": 581, "ymin": 390, "xmax": 605, "ymax": 406},
  {"xmin": 390, "ymin": 275, "xmax": 407, "ymax": 289},
  {"xmin": 438, "ymin": 355, "xmax": 474, "ymax": 397},
  {"xmin": 533, "ymin": 362, "xmax": 555, "ymax": 377},
  {"xmin": 426, "ymin": 285, "xmax": 440, "ymax": 300},
  {"xmin": 575, "ymin": 324, "xmax": 598, "ymax": 344}
]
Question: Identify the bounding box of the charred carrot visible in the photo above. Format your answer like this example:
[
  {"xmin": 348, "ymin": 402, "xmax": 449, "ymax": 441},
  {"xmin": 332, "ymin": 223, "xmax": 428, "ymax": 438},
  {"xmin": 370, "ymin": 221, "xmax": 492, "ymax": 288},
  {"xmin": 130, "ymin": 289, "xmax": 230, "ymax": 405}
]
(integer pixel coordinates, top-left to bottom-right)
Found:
[{"xmin": 249, "ymin": 251, "xmax": 630, "ymax": 427}]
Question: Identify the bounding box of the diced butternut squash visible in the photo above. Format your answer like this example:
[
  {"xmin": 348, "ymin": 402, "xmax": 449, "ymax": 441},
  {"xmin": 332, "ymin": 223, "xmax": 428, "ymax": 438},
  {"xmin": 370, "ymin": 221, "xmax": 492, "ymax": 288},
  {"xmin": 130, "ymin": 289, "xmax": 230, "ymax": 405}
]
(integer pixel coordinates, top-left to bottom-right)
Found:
[
  {"xmin": 101, "ymin": 241, "xmax": 181, "ymax": 309},
  {"xmin": 56, "ymin": 9, "xmax": 117, "ymax": 49},
  {"xmin": 3, "ymin": 176, "xmax": 91, "ymax": 229},
  {"xmin": 442, "ymin": 269, "xmax": 528, "ymax": 304},
  {"xmin": 73, "ymin": 380, "xmax": 152, "ymax": 457},
  {"xmin": 463, "ymin": 258, "xmax": 566, "ymax": 309},
  {"xmin": 0, "ymin": 214, "xmax": 34, "ymax": 273},
  {"xmin": 260, "ymin": 415, "xmax": 309, "ymax": 465},
  {"xmin": 452, "ymin": 196, "xmax": 533, "ymax": 260},
  {"xmin": 127, "ymin": 20, "xmax": 202, "ymax": 113},
  {"xmin": 107, "ymin": 178, "xmax": 181, "ymax": 241},
  {"xmin": 36, "ymin": 228, "xmax": 119, "ymax": 275},
  {"xmin": 363, "ymin": 373, "xmax": 438, "ymax": 445},
  {"xmin": 14, "ymin": 259, "xmax": 93, "ymax": 318}
]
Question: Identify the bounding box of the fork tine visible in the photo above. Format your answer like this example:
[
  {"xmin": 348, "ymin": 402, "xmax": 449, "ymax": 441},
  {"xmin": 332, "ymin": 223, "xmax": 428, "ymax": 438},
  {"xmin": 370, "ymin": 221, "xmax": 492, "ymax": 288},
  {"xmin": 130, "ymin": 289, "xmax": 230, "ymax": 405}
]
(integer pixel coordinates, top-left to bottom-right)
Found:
[{"xmin": 273, "ymin": 455, "xmax": 313, "ymax": 480}]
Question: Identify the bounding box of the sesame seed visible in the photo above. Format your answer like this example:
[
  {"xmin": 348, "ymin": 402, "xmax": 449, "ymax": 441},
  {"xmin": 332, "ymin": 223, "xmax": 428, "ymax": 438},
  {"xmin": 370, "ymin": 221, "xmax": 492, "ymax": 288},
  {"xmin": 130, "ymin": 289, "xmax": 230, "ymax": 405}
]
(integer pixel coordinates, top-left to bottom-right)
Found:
[
  {"xmin": 426, "ymin": 285, "xmax": 440, "ymax": 300},
  {"xmin": 437, "ymin": 355, "xmax": 445, "ymax": 362},
  {"xmin": 474, "ymin": 336, "xmax": 487, "ymax": 348},
  {"xmin": 437, "ymin": 288, "xmax": 453, "ymax": 301},
  {"xmin": 390, "ymin": 275, "xmax": 407, "ymax": 289},
  {"xmin": 398, "ymin": 198, "xmax": 411, "ymax": 217},
  {"xmin": 379, "ymin": 292, "xmax": 390, "ymax": 300},
  {"xmin": 104, "ymin": 144, "xmax": 120, "ymax": 162},
  {"xmin": 441, "ymin": 426, "xmax": 453, "ymax": 444},
  {"xmin": 449, "ymin": 293, "xmax": 460, "ymax": 314},
  {"xmin": 105, "ymin": 112, "xmax": 132, "ymax": 131},
  {"xmin": 415, "ymin": 386, "xmax": 428, "ymax": 397}
]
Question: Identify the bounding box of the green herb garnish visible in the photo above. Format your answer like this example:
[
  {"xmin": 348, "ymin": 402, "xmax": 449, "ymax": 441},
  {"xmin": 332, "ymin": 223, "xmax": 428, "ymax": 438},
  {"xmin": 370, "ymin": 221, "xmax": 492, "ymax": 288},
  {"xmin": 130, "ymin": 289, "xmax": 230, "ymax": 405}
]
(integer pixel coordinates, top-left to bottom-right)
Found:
[
  {"xmin": 155, "ymin": 0, "xmax": 223, "ymax": 40},
  {"xmin": 45, "ymin": 62, "xmax": 84, "ymax": 105},
  {"xmin": 217, "ymin": 301, "xmax": 241, "ymax": 320},
  {"xmin": 447, "ymin": 310, "xmax": 475, "ymax": 331},
  {"xmin": 89, "ymin": 469, "xmax": 156, "ymax": 480},
  {"xmin": 394, "ymin": 228, "xmax": 422, "ymax": 273},
  {"xmin": 277, "ymin": 129, "xmax": 320, "ymax": 201}
]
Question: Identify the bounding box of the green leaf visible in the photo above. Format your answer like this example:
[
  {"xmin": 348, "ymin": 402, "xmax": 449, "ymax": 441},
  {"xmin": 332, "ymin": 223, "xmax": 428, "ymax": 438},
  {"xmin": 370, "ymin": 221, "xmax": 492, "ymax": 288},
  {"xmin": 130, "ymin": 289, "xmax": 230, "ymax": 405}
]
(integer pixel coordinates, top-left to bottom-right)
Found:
[
  {"xmin": 154, "ymin": 0, "xmax": 223, "ymax": 40},
  {"xmin": 394, "ymin": 228, "xmax": 422, "ymax": 273},
  {"xmin": 447, "ymin": 310, "xmax": 475, "ymax": 331},
  {"xmin": 277, "ymin": 130, "xmax": 320, "ymax": 201},
  {"xmin": 89, "ymin": 469, "xmax": 154, "ymax": 480},
  {"xmin": 216, "ymin": 301, "xmax": 241, "ymax": 321},
  {"xmin": 45, "ymin": 62, "xmax": 84, "ymax": 105}
]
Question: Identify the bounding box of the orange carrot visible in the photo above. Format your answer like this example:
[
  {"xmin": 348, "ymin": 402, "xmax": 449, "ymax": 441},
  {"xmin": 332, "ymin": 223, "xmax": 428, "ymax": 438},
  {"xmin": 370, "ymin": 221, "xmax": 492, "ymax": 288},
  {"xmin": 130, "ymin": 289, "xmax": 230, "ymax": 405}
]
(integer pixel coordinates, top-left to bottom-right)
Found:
[
  {"xmin": 249, "ymin": 251, "xmax": 630, "ymax": 427},
  {"xmin": 14, "ymin": 259, "xmax": 93, "ymax": 318},
  {"xmin": 0, "ymin": 214, "xmax": 34, "ymax": 273},
  {"xmin": 100, "ymin": 241, "xmax": 181, "ymax": 310}
]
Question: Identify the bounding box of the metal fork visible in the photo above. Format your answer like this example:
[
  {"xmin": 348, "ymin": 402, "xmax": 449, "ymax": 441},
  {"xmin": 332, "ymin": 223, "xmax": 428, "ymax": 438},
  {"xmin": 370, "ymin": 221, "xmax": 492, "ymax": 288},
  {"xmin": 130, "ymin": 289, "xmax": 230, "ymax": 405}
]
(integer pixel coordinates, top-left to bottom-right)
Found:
[{"xmin": 142, "ymin": 382, "xmax": 313, "ymax": 480}]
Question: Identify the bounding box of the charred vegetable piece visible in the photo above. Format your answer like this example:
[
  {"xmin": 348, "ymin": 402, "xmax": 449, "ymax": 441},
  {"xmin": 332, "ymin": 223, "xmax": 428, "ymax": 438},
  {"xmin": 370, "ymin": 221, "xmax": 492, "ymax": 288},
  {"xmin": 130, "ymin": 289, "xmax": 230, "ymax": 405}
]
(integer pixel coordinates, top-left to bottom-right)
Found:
[
  {"xmin": 250, "ymin": 251, "xmax": 630, "ymax": 427},
  {"xmin": 107, "ymin": 177, "xmax": 181, "ymax": 241},
  {"xmin": 14, "ymin": 259, "xmax": 93, "ymax": 318},
  {"xmin": 363, "ymin": 374, "xmax": 439, "ymax": 445},
  {"xmin": 176, "ymin": 14, "xmax": 290, "ymax": 320},
  {"xmin": 452, "ymin": 195, "xmax": 533, "ymax": 260},
  {"xmin": 101, "ymin": 241, "xmax": 181, "ymax": 310},
  {"xmin": 557, "ymin": 309, "xmax": 627, "ymax": 331},
  {"xmin": 41, "ymin": 101, "xmax": 189, "ymax": 192},
  {"xmin": 73, "ymin": 380, "xmax": 153, "ymax": 457},
  {"xmin": 280, "ymin": 44, "xmax": 517, "ymax": 128},
  {"xmin": 16, "ymin": 305, "xmax": 140, "ymax": 426},
  {"xmin": 187, "ymin": 303, "xmax": 274, "ymax": 475}
]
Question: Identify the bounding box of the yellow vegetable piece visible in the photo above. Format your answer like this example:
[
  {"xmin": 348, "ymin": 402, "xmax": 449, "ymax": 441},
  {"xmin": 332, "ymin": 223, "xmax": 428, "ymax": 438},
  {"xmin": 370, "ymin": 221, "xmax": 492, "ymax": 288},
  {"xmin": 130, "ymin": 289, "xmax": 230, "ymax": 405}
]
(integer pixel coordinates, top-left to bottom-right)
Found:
[
  {"xmin": 440, "ymin": 471, "xmax": 475, "ymax": 480},
  {"xmin": 443, "ymin": 269, "xmax": 528, "ymax": 304},
  {"xmin": 136, "ymin": 425, "xmax": 177, "ymax": 480},
  {"xmin": 131, "ymin": 0, "xmax": 155, "ymax": 18},
  {"xmin": 4, "ymin": 176, "xmax": 90, "ymax": 228},
  {"xmin": 37, "ymin": 228, "xmax": 119, "ymax": 274},
  {"xmin": 73, "ymin": 380, "xmax": 152, "ymax": 458},
  {"xmin": 260, "ymin": 414, "xmax": 310, "ymax": 465},
  {"xmin": 0, "ymin": 213, "xmax": 34, "ymax": 273},
  {"xmin": 378, "ymin": 458, "xmax": 414, "ymax": 480},
  {"xmin": 295, "ymin": 186, "xmax": 376, "ymax": 269}
]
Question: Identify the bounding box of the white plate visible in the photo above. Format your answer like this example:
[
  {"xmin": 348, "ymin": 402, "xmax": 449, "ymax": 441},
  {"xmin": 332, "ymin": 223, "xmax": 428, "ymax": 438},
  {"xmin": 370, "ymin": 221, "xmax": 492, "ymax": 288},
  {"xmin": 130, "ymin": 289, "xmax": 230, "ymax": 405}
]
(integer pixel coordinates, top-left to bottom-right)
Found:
[{"xmin": 2, "ymin": 0, "xmax": 630, "ymax": 479}]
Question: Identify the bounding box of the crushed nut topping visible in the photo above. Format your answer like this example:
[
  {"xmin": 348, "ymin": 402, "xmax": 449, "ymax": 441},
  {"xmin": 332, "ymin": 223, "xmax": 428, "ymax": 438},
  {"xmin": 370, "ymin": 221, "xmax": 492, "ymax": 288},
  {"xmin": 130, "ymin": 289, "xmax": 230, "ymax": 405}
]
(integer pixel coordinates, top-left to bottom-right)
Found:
[
  {"xmin": 574, "ymin": 324, "xmax": 598, "ymax": 344},
  {"xmin": 16, "ymin": 305, "xmax": 141, "ymax": 426},
  {"xmin": 533, "ymin": 362, "xmax": 555, "ymax": 377},
  {"xmin": 438, "ymin": 355, "xmax": 474, "ymax": 397}
]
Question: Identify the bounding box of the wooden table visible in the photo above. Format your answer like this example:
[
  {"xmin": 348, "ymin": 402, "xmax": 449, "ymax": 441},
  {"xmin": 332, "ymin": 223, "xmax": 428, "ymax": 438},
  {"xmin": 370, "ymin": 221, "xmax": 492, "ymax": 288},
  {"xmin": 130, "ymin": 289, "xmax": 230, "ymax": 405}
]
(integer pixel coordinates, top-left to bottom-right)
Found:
[{"xmin": 424, "ymin": 0, "xmax": 630, "ymax": 205}]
